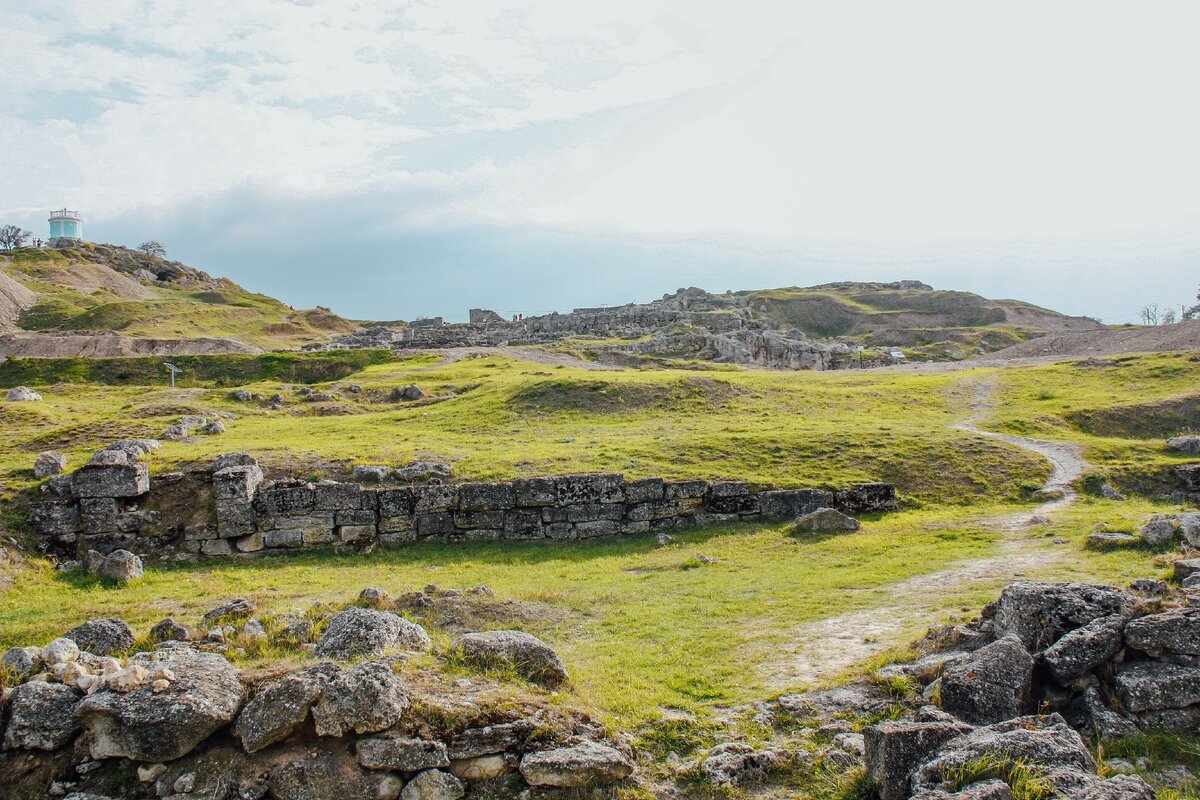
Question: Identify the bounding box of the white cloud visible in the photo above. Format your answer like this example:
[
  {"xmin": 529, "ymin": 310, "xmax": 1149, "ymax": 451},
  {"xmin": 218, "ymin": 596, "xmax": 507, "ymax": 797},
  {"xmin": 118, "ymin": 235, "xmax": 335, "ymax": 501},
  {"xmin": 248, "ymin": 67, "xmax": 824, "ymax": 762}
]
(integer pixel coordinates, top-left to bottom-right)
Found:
[{"xmin": 1, "ymin": 0, "xmax": 1198, "ymax": 255}]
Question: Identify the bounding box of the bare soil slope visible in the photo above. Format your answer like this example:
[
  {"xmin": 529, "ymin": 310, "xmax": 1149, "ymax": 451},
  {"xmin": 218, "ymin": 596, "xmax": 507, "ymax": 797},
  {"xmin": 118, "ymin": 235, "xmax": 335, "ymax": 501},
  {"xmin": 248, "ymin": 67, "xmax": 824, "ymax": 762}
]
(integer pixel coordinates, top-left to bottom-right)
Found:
[{"xmin": 986, "ymin": 320, "xmax": 1200, "ymax": 360}]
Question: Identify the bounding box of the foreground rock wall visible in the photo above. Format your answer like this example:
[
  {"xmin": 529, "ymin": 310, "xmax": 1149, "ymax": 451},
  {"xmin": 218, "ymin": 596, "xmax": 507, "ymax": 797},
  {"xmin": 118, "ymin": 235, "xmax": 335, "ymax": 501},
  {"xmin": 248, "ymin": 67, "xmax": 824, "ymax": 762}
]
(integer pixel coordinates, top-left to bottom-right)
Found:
[{"xmin": 29, "ymin": 455, "xmax": 898, "ymax": 560}]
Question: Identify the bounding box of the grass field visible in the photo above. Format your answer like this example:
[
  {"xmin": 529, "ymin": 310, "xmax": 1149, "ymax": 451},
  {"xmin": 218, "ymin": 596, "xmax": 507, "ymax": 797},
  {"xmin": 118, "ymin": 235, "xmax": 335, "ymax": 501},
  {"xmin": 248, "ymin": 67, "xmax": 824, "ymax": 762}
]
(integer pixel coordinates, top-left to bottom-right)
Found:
[{"xmin": 0, "ymin": 349, "xmax": 1196, "ymax": 738}]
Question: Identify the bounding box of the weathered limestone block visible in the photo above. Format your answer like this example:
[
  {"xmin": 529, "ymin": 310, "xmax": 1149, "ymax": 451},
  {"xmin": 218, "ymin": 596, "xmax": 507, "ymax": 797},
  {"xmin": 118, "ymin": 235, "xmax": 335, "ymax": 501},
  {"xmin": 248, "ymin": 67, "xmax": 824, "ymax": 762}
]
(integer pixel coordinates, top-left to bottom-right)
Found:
[
  {"xmin": 453, "ymin": 630, "xmax": 569, "ymax": 687},
  {"xmin": 1115, "ymin": 661, "xmax": 1200, "ymax": 713},
  {"xmin": 836, "ymin": 482, "xmax": 898, "ymax": 514},
  {"xmin": 939, "ymin": 635, "xmax": 1033, "ymax": 725},
  {"xmin": 31, "ymin": 501, "xmax": 82, "ymax": 537},
  {"xmin": 72, "ymin": 462, "xmax": 150, "ymax": 498},
  {"xmin": 213, "ymin": 464, "xmax": 263, "ymax": 504},
  {"xmin": 503, "ymin": 509, "xmax": 544, "ymax": 539},
  {"xmin": 379, "ymin": 513, "xmax": 415, "ymax": 535},
  {"xmin": 626, "ymin": 500, "xmax": 689, "ymax": 522},
  {"xmin": 457, "ymin": 482, "xmax": 516, "ymax": 511},
  {"xmin": 447, "ymin": 720, "xmax": 534, "ymax": 759},
  {"xmin": 414, "ymin": 485, "xmax": 459, "ymax": 513},
  {"xmin": 1175, "ymin": 463, "xmax": 1200, "ymax": 492},
  {"xmin": 513, "ymin": 477, "xmax": 556, "ymax": 506},
  {"xmin": 263, "ymin": 529, "xmax": 303, "ymax": 548},
  {"xmin": 705, "ymin": 493, "xmax": 759, "ymax": 515},
  {"xmin": 314, "ymin": 480, "xmax": 373, "ymax": 511},
  {"xmin": 759, "ymin": 488, "xmax": 835, "ymax": 519},
  {"xmin": 234, "ymin": 669, "xmax": 326, "ymax": 753},
  {"xmin": 574, "ymin": 520, "xmax": 621, "ymax": 538},
  {"xmin": 542, "ymin": 503, "xmax": 625, "ymax": 524},
  {"xmin": 1124, "ymin": 608, "xmax": 1200, "ymax": 656},
  {"xmin": 335, "ymin": 509, "xmax": 377, "ymax": 528},
  {"xmin": 993, "ymin": 581, "xmax": 1131, "ymax": 651},
  {"xmin": 254, "ymin": 483, "xmax": 315, "ymax": 516},
  {"xmin": 338, "ymin": 525, "xmax": 377, "ymax": 545},
  {"xmin": 76, "ymin": 650, "xmax": 245, "ymax": 762},
  {"xmin": 314, "ymin": 608, "xmax": 432, "ymax": 659},
  {"xmin": 378, "ymin": 488, "xmax": 415, "ymax": 517},
  {"xmin": 1041, "ymin": 615, "xmax": 1125, "ymax": 684},
  {"xmin": 216, "ymin": 501, "xmax": 256, "ymax": 538},
  {"xmin": 258, "ymin": 512, "xmax": 334, "ymax": 534},
  {"xmin": 665, "ymin": 479, "xmax": 708, "ymax": 500},
  {"xmin": 519, "ymin": 740, "xmax": 633, "ymax": 787},
  {"xmin": 312, "ymin": 661, "xmax": 410, "ymax": 736},
  {"xmin": 624, "ymin": 477, "xmax": 665, "ymax": 503},
  {"xmin": 357, "ymin": 737, "xmax": 450, "ymax": 771},
  {"xmin": 864, "ymin": 720, "xmax": 972, "ymax": 800},
  {"xmin": 555, "ymin": 473, "xmax": 624, "ymax": 505},
  {"xmin": 34, "ymin": 450, "xmax": 68, "ymax": 478},
  {"xmin": 415, "ymin": 512, "xmax": 454, "ymax": 537},
  {"xmin": 453, "ymin": 510, "xmax": 505, "ymax": 530}
]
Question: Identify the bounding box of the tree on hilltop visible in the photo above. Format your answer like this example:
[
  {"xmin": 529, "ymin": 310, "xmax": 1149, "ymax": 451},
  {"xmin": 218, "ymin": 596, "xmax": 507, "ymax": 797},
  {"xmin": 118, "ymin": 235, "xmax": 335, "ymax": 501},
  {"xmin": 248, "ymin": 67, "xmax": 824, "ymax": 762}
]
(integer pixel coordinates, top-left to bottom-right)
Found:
[
  {"xmin": 0, "ymin": 225, "xmax": 30, "ymax": 250},
  {"xmin": 137, "ymin": 241, "xmax": 167, "ymax": 257},
  {"xmin": 1184, "ymin": 285, "xmax": 1200, "ymax": 321}
]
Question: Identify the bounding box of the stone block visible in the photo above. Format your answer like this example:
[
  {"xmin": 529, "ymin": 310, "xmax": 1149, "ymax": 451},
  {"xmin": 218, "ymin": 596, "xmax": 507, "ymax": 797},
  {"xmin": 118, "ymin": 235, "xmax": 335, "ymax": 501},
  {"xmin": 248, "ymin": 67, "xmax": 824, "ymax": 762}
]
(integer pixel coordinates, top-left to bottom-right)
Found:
[
  {"xmin": 543, "ymin": 503, "xmax": 625, "ymax": 524},
  {"xmin": 574, "ymin": 520, "xmax": 620, "ymax": 538},
  {"xmin": 377, "ymin": 488, "xmax": 414, "ymax": 517},
  {"xmin": 836, "ymin": 482, "xmax": 898, "ymax": 514},
  {"xmin": 454, "ymin": 510, "xmax": 505, "ymax": 530},
  {"xmin": 30, "ymin": 501, "xmax": 81, "ymax": 536},
  {"xmin": 337, "ymin": 526, "xmax": 376, "ymax": 545},
  {"xmin": 664, "ymin": 480, "xmax": 708, "ymax": 500},
  {"xmin": 503, "ymin": 510, "xmax": 544, "ymax": 539},
  {"xmin": 413, "ymin": 485, "xmax": 459, "ymax": 513},
  {"xmin": 254, "ymin": 484, "xmax": 314, "ymax": 515},
  {"xmin": 73, "ymin": 462, "xmax": 150, "ymax": 498},
  {"xmin": 707, "ymin": 480, "xmax": 750, "ymax": 498},
  {"xmin": 705, "ymin": 494, "xmax": 760, "ymax": 515},
  {"xmin": 759, "ymin": 488, "xmax": 835, "ymax": 519},
  {"xmin": 457, "ymin": 482, "xmax": 516, "ymax": 511},
  {"xmin": 625, "ymin": 477, "xmax": 665, "ymax": 503},
  {"xmin": 263, "ymin": 529, "xmax": 303, "ymax": 548},
  {"xmin": 213, "ymin": 465, "xmax": 263, "ymax": 504},
  {"xmin": 555, "ymin": 473, "xmax": 624, "ymax": 505},
  {"xmin": 627, "ymin": 500, "xmax": 686, "ymax": 522},
  {"xmin": 379, "ymin": 515, "xmax": 414, "ymax": 534},
  {"xmin": 513, "ymin": 477, "xmax": 556, "ymax": 507},
  {"xmin": 303, "ymin": 528, "xmax": 336, "ymax": 546},
  {"xmin": 312, "ymin": 480, "xmax": 366, "ymax": 511},
  {"xmin": 257, "ymin": 511, "xmax": 334, "ymax": 533},
  {"xmin": 415, "ymin": 512, "xmax": 454, "ymax": 537},
  {"xmin": 216, "ymin": 501, "xmax": 256, "ymax": 538},
  {"xmin": 200, "ymin": 539, "xmax": 233, "ymax": 557},
  {"xmin": 864, "ymin": 720, "xmax": 972, "ymax": 800},
  {"xmin": 334, "ymin": 509, "xmax": 377, "ymax": 527},
  {"xmin": 545, "ymin": 522, "xmax": 576, "ymax": 540},
  {"xmin": 115, "ymin": 512, "xmax": 144, "ymax": 533},
  {"xmin": 235, "ymin": 534, "xmax": 264, "ymax": 553},
  {"xmin": 79, "ymin": 497, "xmax": 118, "ymax": 534},
  {"xmin": 622, "ymin": 520, "xmax": 651, "ymax": 534},
  {"xmin": 379, "ymin": 530, "xmax": 417, "ymax": 545}
]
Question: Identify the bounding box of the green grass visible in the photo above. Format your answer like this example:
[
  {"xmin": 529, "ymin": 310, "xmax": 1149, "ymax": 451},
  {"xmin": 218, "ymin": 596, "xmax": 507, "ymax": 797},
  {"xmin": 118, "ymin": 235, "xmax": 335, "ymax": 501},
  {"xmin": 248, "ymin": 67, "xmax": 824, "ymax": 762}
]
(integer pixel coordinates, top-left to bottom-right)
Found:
[{"xmin": 0, "ymin": 348, "xmax": 1195, "ymax": 735}]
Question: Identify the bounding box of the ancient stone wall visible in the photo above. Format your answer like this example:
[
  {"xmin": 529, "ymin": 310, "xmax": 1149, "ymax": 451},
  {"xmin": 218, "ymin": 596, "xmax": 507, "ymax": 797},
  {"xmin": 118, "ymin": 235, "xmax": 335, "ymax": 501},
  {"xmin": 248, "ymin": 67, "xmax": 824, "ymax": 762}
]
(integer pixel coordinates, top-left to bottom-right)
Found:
[{"xmin": 29, "ymin": 456, "xmax": 897, "ymax": 560}]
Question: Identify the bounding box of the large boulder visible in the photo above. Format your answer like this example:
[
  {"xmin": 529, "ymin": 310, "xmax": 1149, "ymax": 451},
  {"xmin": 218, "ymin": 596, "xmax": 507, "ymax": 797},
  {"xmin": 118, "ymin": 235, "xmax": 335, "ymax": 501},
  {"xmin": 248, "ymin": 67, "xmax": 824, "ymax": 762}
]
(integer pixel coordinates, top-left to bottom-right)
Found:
[
  {"xmin": 789, "ymin": 507, "xmax": 861, "ymax": 535},
  {"xmin": 76, "ymin": 650, "xmax": 245, "ymax": 761},
  {"xmin": 992, "ymin": 582, "xmax": 1131, "ymax": 651},
  {"xmin": 1139, "ymin": 516, "xmax": 1178, "ymax": 548},
  {"xmin": 401, "ymin": 769, "xmax": 463, "ymax": 800},
  {"xmin": 1114, "ymin": 661, "xmax": 1200, "ymax": 713},
  {"xmin": 2, "ymin": 645, "xmax": 43, "ymax": 678},
  {"xmin": 2, "ymin": 680, "xmax": 81, "ymax": 750},
  {"xmin": 1064, "ymin": 687, "xmax": 1139, "ymax": 740},
  {"xmin": 939, "ymin": 635, "xmax": 1033, "ymax": 725},
  {"xmin": 63, "ymin": 618, "xmax": 136, "ymax": 656},
  {"xmin": 519, "ymin": 740, "xmax": 634, "ymax": 787},
  {"xmin": 34, "ymin": 451, "xmax": 67, "ymax": 478},
  {"xmin": 865, "ymin": 720, "xmax": 973, "ymax": 800},
  {"xmin": 912, "ymin": 715, "xmax": 1096, "ymax": 793},
  {"xmin": 1124, "ymin": 608, "xmax": 1200, "ymax": 656},
  {"xmin": 202, "ymin": 597, "xmax": 257, "ymax": 626},
  {"xmin": 312, "ymin": 661, "xmax": 409, "ymax": 737},
  {"xmin": 97, "ymin": 550, "xmax": 143, "ymax": 584},
  {"xmin": 1040, "ymin": 614, "xmax": 1125, "ymax": 684},
  {"xmin": 6, "ymin": 386, "xmax": 42, "ymax": 401},
  {"xmin": 234, "ymin": 668, "xmax": 327, "ymax": 753},
  {"xmin": 1167, "ymin": 435, "xmax": 1200, "ymax": 455},
  {"xmin": 452, "ymin": 630, "xmax": 569, "ymax": 687},
  {"xmin": 314, "ymin": 607, "xmax": 432, "ymax": 660}
]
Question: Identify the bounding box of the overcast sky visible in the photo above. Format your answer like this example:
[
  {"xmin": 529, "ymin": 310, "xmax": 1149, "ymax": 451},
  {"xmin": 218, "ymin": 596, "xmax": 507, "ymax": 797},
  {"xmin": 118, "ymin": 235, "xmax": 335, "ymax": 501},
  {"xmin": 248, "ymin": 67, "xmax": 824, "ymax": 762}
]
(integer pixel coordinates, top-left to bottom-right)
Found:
[{"xmin": 2, "ymin": 1, "xmax": 1197, "ymax": 324}]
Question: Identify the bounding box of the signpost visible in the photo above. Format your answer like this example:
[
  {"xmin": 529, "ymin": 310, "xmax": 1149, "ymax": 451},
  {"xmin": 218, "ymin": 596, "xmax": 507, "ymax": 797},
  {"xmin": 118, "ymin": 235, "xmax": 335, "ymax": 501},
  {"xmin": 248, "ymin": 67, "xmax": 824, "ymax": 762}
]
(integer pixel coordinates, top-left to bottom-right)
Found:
[{"xmin": 163, "ymin": 362, "xmax": 183, "ymax": 389}]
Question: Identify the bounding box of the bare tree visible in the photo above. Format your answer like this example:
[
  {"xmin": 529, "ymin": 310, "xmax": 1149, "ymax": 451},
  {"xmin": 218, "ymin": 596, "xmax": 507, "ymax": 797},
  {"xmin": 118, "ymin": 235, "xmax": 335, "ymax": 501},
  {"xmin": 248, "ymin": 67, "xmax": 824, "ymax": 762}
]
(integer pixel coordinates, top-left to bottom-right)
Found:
[
  {"xmin": 1139, "ymin": 303, "xmax": 1160, "ymax": 326},
  {"xmin": 0, "ymin": 225, "xmax": 30, "ymax": 250},
  {"xmin": 1161, "ymin": 307, "xmax": 1177, "ymax": 325},
  {"xmin": 1184, "ymin": 286, "xmax": 1200, "ymax": 321},
  {"xmin": 137, "ymin": 241, "xmax": 167, "ymax": 257}
]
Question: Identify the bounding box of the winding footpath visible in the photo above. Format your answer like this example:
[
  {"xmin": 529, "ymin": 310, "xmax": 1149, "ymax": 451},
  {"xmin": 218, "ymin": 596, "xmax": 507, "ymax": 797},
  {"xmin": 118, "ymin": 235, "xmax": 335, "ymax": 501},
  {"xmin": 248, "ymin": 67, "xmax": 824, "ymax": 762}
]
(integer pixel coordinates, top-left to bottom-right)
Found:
[{"xmin": 760, "ymin": 376, "xmax": 1089, "ymax": 690}]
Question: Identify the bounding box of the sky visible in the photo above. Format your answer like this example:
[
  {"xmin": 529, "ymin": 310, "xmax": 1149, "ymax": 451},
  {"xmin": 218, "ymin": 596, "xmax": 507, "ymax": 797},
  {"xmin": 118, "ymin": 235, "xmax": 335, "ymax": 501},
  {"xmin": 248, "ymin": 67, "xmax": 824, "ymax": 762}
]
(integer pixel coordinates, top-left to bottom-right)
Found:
[{"xmin": 1, "ymin": 1, "xmax": 1198, "ymax": 324}]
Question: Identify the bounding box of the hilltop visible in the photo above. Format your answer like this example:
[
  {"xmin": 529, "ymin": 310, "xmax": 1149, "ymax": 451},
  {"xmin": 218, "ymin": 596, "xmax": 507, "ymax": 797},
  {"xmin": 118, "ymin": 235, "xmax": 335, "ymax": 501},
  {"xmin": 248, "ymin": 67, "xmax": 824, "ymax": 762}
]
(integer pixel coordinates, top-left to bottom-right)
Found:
[
  {"xmin": 0, "ymin": 244, "xmax": 356, "ymax": 354},
  {"xmin": 320, "ymin": 280, "xmax": 1103, "ymax": 368}
]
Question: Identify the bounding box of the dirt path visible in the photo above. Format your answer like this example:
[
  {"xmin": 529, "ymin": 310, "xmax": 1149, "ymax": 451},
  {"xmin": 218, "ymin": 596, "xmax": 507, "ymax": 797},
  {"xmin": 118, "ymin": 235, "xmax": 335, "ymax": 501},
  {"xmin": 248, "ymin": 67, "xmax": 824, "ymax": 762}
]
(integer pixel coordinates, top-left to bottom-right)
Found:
[
  {"xmin": 760, "ymin": 376, "xmax": 1088, "ymax": 691},
  {"xmin": 410, "ymin": 346, "xmax": 626, "ymax": 372}
]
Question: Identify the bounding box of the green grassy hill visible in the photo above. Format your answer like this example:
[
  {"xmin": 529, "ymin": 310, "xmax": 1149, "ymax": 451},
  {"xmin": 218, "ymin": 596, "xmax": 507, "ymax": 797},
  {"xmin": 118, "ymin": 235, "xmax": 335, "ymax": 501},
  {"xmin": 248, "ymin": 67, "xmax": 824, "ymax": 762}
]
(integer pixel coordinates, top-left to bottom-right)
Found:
[
  {"xmin": 1, "ymin": 245, "xmax": 356, "ymax": 349},
  {"xmin": 740, "ymin": 281, "xmax": 1102, "ymax": 357}
]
